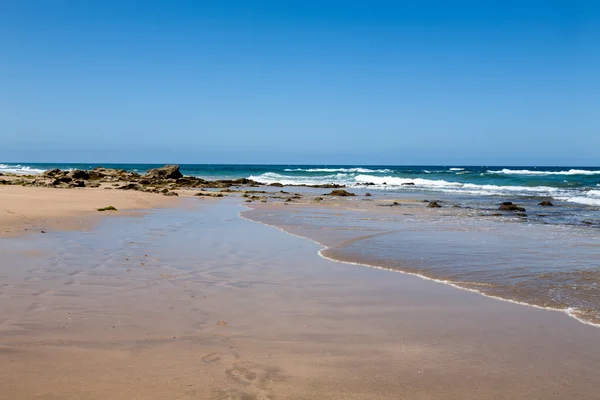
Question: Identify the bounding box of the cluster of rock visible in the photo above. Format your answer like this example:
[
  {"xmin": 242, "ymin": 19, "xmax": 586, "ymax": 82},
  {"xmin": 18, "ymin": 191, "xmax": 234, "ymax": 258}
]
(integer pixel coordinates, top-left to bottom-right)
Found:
[{"xmin": 1, "ymin": 165, "xmax": 263, "ymax": 195}]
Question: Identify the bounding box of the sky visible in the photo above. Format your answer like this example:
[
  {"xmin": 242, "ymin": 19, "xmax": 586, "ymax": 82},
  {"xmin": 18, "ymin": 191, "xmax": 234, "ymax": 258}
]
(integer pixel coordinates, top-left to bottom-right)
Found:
[{"xmin": 1, "ymin": 1, "xmax": 599, "ymax": 165}]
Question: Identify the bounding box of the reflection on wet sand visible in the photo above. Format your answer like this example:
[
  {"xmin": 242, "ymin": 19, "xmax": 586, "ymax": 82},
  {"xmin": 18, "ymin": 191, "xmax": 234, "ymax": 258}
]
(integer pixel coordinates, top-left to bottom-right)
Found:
[{"xmin": 1, "ymin": 200, "xmax": 599, "ymax": 399}]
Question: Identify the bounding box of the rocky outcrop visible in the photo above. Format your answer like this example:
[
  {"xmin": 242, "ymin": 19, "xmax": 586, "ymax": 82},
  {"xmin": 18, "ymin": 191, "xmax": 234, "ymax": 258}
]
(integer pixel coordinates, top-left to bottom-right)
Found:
[
  {"xmin": 143, "ymin": 165, "xmax": 183, "ymax": 180},
  {"xmin": 327, "ymin": 190, "xmax": 355, "ymax": 196},
  {"xmin": 499, "ymin": 202, "xmax": 526, "ymax": 212},
  {"xmin": 427, "ymin": 201, "xmax": 442, "ymax": 208},
  {"xmin": 539, "ymin": 201, "xmax": 554, "ymax": 207}
]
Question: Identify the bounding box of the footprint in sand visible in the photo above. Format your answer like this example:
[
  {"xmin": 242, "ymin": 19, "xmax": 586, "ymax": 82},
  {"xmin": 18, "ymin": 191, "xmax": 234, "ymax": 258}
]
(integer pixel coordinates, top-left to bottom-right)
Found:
[
  {"xmin": 202, "ymin": 352, "xmax": 224, "ymax": 364},
  {"xmin": 202, "ymin": 347, "xmax": 240, "ymax": 365},
  {"xmin": 225, "ymin": 361, "xmax": 284, "ymax": 389}
]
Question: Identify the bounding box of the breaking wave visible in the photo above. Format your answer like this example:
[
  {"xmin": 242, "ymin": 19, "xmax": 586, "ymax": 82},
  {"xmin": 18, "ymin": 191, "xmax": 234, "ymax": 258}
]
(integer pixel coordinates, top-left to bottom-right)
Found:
[{"xmin": 489, "ymin": 168, "xmax": 600, "ymax": 176}]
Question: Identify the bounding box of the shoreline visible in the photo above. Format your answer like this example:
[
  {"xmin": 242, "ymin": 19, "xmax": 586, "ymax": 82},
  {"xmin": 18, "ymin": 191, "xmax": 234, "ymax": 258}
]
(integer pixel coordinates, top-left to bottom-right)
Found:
[
  {"xmin": 241, "ymin": 202, "xmax": 600, "ymax": 328},
  {"xmin": 1, "ymin": 198, "xmax": 599, "ymax": 399}
]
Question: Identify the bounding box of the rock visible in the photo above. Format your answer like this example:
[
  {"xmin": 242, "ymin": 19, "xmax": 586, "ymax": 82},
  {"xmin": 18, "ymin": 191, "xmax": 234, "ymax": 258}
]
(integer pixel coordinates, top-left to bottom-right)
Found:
[
  {"xmin": 164, "ymin": 191, "xmax": 179, "ymax": 196},
  {"xmin": 498, "ymin": 202, "xmax": 526, "ymax": 212},
  {"xmin": 269, "ymin": 182, "xmax": 284, "ymax": 187},
  {"xmin": 43, "ymin": 169, "xmax": 65, "ymax": 178},
  {"xmin": 327, "ymin": 190, "xmax": 355, "ymax": 197},
  {"xmin": 539, "ymin": 201, "xmax": 554, "ymax": 207},
  {"xmin": 97, "ymin": 206, "xmax": 117, "ymax": 211},
  {"xmin": 245, "ymin": 199, "xmax": 252, "ymax": 202},
  {"xmin": 118, "ymin": 183, "xmax": 140, "ymax": 191},
  {"xmin": 314, "ymin": 197, "xmax": 324, "ymax": 202},
  {"xmin": 365, "ymin": 193, "xmax": 372, "ymax": 197},
  {"xmin": 402, "ymin": 182, "xmax": 415, "ymax": 186},
  {"xmin": 0, "ymin": 173, "xmax": 3, "ymax": 176},
  {"xmin": 427, "ymin": 201, "xmax": 442, "ymax": 208},
  {"xmin": 71, "ymin": 180, "xmax": 86, "ymax": 188},
  {"xmin": 69, "ymin": 170, "xmax": 90, "ymax": 180},
  {"xmin": 143, "ymin": 165, "xmax": 183, "ymax": 180}
]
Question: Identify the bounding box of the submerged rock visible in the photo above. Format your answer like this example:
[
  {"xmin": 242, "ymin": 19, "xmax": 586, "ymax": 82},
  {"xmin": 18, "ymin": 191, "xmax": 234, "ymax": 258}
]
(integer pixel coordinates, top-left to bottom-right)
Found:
[
  {"xmin": 269, "ymin": 182, "xmax": 284, "ymax": 187},
  {"xmin": 499, "ymin": 202, "xmax": 526, "ymax": 212},
  {"xmin": 539, "ymin": 201, "xmax": 554, "ymax": 207},
  {"xmin": 327, "ymin": 190, "xmax": 355, "ymax": 197},
  {"xmin": 402, "ymin": 182, "xmax": 415, "ymax": 186},
  {"xmin": 427, "ymin": 201, "xmax": 442, "ymax": 208}
]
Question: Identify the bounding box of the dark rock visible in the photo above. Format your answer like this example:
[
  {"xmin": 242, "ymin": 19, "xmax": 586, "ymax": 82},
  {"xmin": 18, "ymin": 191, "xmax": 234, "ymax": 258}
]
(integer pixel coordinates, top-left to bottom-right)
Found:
[
  {"xmin": 427, "ymin": 201, "xmax": 442, "ymax": 208},
  {"xmin": 365, "ymin": 193, "xmax": 372, "ymax": 197},
  {"xmin": 71, "ymin": 180, "xmax": 86, "ymax": 188},
  {"xmin": 69, "ymin": 170, "xmax": 90, "ymax": 180},
  {"xmin": 43, "ymin": 169, "xmax": 65, "ymax": 178},
  {"xmin": 499, "ymin": 202, "xmax": 526, "ymax": 212},
  {"xmin": 269, "ymin": 182, "xmax": 284, "ymax": 187},
  {"xmin": 143, "ymin": 165, "xmax": 183, "ymax": 180},
  {"xmin": 539, "ymin": 201, "xmax": 554, "ymax": 207},
  {"xmin": 314, "ymin": 197, "xmax": 324, "ymax": 202},
  {"xmin": 327, "ymin": 190, "xmax": 355, "ymax": 197},
  {"xmin": 118, "ymin": 183, "xmax": 140, "ymax": 191},
  {"xmin": 164, "ymin": 191, "xmax": 179, "ymax": 196},
  {"xmin": 402, "ymin": 182, "xmax": 415, "ymax": 186},
  {"xmin": 582, "ymin": 220, "xmax": 594, "ymax": 225}
]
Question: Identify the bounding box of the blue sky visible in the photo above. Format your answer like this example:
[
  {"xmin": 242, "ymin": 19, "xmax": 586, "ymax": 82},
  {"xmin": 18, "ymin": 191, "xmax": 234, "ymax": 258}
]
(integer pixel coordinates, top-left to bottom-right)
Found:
[{"xmin": 1, "ymin": 1, "xmax": 598, "ymax": 165}]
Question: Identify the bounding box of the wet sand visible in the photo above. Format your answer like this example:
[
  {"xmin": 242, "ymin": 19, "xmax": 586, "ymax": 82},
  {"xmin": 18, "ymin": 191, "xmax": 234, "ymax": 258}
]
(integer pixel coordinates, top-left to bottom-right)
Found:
[{"xmin": 0, "ymin": 199, "xmax": 599, "ymax": 399}]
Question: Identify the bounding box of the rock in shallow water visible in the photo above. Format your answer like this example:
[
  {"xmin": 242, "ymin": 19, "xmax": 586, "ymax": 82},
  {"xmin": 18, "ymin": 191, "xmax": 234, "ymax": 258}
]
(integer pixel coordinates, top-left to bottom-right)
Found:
[{"xmin": 499, "ymin": 202, "xmax": 526, "ymax": 212}]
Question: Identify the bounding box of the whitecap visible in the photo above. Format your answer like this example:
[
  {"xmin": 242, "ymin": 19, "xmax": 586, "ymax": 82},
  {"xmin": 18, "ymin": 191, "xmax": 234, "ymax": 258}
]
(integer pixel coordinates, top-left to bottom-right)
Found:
[{"xmin": 489, "ymin": 168, "xmax": 600, "ymax": 176}]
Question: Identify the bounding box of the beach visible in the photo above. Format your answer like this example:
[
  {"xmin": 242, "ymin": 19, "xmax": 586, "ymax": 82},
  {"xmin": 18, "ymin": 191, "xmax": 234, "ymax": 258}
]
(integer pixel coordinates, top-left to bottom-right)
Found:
[{"xmin": 1, "ymin": 174, "xmax": 600, "ymax": 399}]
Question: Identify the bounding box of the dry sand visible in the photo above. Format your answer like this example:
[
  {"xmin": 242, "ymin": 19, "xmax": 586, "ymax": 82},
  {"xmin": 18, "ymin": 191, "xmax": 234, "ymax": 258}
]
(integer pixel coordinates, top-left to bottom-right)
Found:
[{"xmin": 0, "ymin": 186, "xmax": 183, "ymax": 237}]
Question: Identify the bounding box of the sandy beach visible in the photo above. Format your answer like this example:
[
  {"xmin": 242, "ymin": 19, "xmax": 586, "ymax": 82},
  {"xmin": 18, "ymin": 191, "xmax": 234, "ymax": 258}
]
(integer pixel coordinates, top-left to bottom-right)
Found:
[{"xmin": 0, "ymin": 189, "xmax": 599, "ymax": 399}]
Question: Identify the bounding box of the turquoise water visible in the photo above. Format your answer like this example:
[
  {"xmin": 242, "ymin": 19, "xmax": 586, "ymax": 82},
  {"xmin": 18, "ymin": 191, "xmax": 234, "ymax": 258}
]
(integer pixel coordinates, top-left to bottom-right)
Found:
[{"xmin": 2, "ymin": 162, "xmax": 599, "ymax": 207}]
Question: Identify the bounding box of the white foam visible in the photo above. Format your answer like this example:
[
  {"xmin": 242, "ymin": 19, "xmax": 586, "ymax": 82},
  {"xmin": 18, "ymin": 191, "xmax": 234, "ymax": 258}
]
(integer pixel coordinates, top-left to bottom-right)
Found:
[
  {"xmin": 489, "ymin": 168, "xmax": 600, "ymax": 176},
  {"xmin": 587, "ymin": 190, "xmax": 600, "ymax": 197},
  {"xmin": 284, "ymin": 167, "xmax": 393, "ymax": 173},
  {"xmin": 557, "ymin": 196, "xmax": 600, "ymax": 207},
  {"xmin": 0, "ymin": 164, "xmax": 45, "ymax": 175},
  {"xmin": 449, "ymin": 168, "xmax": 465, "ymax": 171}
]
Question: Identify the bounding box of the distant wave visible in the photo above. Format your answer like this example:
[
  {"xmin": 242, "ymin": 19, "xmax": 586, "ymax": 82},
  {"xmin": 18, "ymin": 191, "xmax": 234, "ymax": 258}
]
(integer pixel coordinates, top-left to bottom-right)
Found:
[
  {"xmin": 0, "ymin": 164, "xmax": 45, "ymax": 175},
  {"xmin": 557, "ymin": 196, "xmax": 600, "ymax": 206},
  {"xmin": 283, "ymin": 167, "xmax": 393, "ymax": 173},
  {"xmin": 449, "ymin": 168, "xmax": 465, "ymax": 171},
  {"xmin": 488, "ymin": 168, "xmax": 600, "ymax": 176}
]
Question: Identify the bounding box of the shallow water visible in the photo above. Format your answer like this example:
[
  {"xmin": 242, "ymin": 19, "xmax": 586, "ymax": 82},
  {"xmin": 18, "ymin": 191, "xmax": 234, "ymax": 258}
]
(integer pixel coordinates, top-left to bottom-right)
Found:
[{"xmin": 244, "ymin": 203, "xmax": 600, "ymax": 326}]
